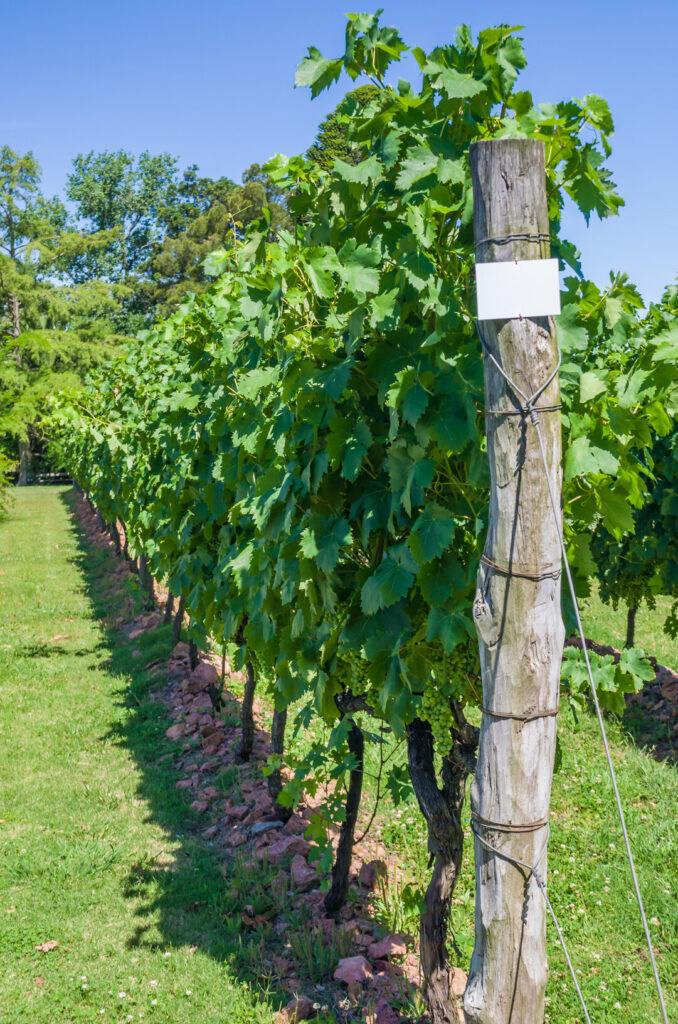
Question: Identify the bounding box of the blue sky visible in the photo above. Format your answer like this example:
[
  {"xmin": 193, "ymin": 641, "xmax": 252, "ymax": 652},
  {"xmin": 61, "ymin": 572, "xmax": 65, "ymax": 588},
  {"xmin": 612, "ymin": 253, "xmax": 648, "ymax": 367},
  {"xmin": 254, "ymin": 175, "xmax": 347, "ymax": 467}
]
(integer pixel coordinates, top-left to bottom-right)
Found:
[{"xmin": 4, "ymin": 0, "xmax": 677, "ymax": 304}]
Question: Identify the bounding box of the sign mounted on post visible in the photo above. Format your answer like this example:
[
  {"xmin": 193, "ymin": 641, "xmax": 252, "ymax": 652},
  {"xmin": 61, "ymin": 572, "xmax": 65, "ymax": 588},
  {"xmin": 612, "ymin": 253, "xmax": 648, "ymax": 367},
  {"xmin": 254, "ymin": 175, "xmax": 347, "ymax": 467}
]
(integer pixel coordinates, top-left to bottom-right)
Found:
[{"xmin": 475, "ymin": 257, "xmax": 561, "ymax": 321}]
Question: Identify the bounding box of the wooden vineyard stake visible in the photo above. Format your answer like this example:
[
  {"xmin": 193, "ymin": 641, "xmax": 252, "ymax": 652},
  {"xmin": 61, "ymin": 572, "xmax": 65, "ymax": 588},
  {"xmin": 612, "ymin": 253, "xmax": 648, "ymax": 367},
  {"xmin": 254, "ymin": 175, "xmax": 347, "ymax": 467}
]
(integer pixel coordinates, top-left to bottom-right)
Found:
[{"xmin": 465, "ymin": 138, "xmax": 564, "ymax": 1024}]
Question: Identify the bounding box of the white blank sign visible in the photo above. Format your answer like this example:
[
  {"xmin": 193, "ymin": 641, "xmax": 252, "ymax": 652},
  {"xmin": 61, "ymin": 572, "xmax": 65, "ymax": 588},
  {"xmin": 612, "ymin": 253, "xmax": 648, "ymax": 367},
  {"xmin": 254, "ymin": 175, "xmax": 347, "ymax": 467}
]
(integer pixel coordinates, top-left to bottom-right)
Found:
[{"xmin": 476, "ymin": 258, "xmax": 561, "ymax": 321}]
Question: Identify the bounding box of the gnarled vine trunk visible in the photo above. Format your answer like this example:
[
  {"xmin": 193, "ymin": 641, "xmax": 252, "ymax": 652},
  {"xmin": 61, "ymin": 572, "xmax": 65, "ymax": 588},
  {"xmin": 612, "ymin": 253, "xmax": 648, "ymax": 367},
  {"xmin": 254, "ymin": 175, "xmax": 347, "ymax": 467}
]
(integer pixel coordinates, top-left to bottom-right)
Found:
[
  {"xmin": 325, "ymin": 718, "xmax": 364, "ymax": 915},
  {"xmin": 171, "ymin": 594, "xmax": 185, "ymax": 646},
  {"xmin": 267, "ymin": 706, "xmax": 292, "ymax": 821},
  {"xmin": 626, "ymin": 605, "xmax": 637, "ymax": 648},
  {"xmin": 139, "ymin": 553, "xmax": 155, "ymax": 609},
  {"xmin": 237, "ymin": 660, "xmax": 256, "ymax": 761},
  {"xmin": 407, "ymin": 717, "xmax": 477, "ymax": 1024},
  {"xmin": 109, "ymin": 520, "xmax": 121, "ymax": 555}
]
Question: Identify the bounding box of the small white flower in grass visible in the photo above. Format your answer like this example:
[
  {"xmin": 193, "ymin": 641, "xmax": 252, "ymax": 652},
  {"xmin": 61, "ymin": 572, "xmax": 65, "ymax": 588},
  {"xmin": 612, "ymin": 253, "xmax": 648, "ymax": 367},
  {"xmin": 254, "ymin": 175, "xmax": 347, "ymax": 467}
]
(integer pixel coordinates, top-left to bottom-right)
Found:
[
  {"xmin": 185, "ymin": 990, "xmax": 192, "ymax": 996},
  {"xmin": 162, "ymin": 952, "xmax": 171, "ymax": 958},
  {"xmin": 151, "ymin": 999, "xmax": 157, "ymax": 1006},
  {"xmin": 149, "ymin": 981, "xmax": 157, "ymax": 987},
  {"xmin": 81, "ymin": 976, "xmax": 87, "ymax": 981},
  {"xmin": 577, "ymin": 908, "xmax": 585, "ymax": 915},
  {"xmin": 82, "ymin": 983, "xmax": 89, "ymax": 991},
  {"xmin": 614, "ymin": 1003, "xmax": 622, "ymax": 1010},
  {"xmin": 119, "ymin": 992, "xmax": 127, "ymax": 999},
  {"xmin": 596, "ymin": 900, "xmax": 602, "ymax": 906},
  {"xmin": 650, "ymin": 917, "xmax": 660, "ymax": 926}
]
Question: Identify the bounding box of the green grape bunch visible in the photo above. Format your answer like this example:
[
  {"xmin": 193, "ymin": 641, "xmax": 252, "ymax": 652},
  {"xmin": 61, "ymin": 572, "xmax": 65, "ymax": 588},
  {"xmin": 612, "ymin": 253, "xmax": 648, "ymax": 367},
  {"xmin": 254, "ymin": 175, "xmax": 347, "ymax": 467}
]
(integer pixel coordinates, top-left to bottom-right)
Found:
[{"xmin": 422, "ymin": 641, "xmax": 476, "ymax": 753}]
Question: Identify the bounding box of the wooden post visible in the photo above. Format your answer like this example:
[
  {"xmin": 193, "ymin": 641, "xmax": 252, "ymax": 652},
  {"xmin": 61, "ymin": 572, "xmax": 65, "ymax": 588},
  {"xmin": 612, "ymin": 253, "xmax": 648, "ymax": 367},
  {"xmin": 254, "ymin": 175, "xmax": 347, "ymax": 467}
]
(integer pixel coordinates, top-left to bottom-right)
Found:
[{"xmin": 465, "ymin": 139, "xmax": 564, "ymax": 1024}]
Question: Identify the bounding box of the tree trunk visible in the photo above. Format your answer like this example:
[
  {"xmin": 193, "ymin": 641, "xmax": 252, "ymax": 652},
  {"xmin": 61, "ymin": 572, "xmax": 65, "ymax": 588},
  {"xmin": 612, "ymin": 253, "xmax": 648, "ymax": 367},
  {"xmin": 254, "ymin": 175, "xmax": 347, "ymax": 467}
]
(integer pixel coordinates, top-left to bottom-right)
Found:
[
  {"xmin": 164, "ymin": 593, "xmax": 174, "ymax": 623},
  {"xmin": 626, "ymin": 605, "xmax": 637, "ymax": 648},
  {"xmin": 109, "ymin": 521, "xmax": 121, "ymax": 556},
  {"xmin": 407, "ymin": 718, "xmax": 476, "ymax": 1023},
  {"xmin": 171, "ymin": 595, "xmax": 185, "ymax": 647},
  {"xmin": 464, "ymin": 139, "xmax": 564, "ymax": 1024},
  {"xmin": 325, "ymin": 719, "xmax": 364, "ymax": 915},
  {"xmin": 96, "ymin": 509, "xmax": 105, "ymax": 532},
  {"xmin": 267, "ymin": 706, "xmax": 292, "ymax": 821},
  {"xmin": 138, "ymin": 553, "xmax": 154, "ymax": 608},
  {"xmin": 237, "ymin": 661, "xmax": 256, "ymax": 761},
  {"xmin": 17, "ymin": 438, "xmax": 32, "ymax": 486},
  {"xmin": 189, "ymin": 636, "xmax": 199, "ymax": 671}
]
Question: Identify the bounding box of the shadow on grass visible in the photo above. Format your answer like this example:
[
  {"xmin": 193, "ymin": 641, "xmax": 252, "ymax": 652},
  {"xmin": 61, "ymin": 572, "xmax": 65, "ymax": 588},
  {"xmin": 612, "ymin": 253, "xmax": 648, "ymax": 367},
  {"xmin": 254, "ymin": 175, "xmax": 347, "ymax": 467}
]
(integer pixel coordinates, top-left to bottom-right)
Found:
[{"xmin": 57, "ymin": 488, "xmax": 294, "ymax": 1010}]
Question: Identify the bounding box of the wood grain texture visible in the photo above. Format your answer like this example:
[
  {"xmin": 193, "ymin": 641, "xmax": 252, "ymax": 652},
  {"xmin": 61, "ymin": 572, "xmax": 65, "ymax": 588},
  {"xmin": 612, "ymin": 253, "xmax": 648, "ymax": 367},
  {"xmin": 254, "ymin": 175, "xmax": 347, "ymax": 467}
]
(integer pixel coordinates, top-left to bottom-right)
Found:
[{"xmin": 464, "ymin": 139, "xmax": 564, "ymax": 1024}]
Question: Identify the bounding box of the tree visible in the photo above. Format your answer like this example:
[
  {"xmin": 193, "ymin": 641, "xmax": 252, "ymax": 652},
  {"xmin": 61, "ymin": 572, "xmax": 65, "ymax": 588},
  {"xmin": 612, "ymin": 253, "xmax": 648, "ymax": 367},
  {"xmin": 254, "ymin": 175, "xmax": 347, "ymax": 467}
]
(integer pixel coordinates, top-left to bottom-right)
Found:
[
  {"xmin": 306, "ymin": 84, "xmax": 379, "ymax": 170},
  {"xmin": 0, "ymin": 146, "xmax": 124, "ymax": 481},
  {"xmin": 65, "ymin": 150, "xmax": 178, "ymax": 334},
  {"xmin": 150, "ymin": 164, "xmax": 292, "ymax": 315}
]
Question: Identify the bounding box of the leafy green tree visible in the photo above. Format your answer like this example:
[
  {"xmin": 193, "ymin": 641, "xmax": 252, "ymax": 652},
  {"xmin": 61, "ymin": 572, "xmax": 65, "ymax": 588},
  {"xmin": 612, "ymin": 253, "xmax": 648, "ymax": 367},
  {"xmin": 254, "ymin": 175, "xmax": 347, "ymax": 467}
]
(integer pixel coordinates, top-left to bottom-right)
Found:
[
  {"xmin": 151, "ymin": 165, "xmax": 292, "ymax": 315},
  {"xmin": 0, "ymin": 146, "xmax": 124, "ymax": 481},
  {"xmin": 306, "ymin": 84, "xmax": 379, "ymax": 169}
]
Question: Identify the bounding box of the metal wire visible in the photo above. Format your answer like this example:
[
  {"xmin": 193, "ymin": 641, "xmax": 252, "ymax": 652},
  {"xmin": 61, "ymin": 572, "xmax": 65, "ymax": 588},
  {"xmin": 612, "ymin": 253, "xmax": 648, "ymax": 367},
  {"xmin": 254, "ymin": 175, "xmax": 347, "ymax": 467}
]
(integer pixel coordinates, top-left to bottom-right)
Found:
[
  {"xmin": 474, "ymin": 231, "xmax": 551, "ymax": 250},
  {"xmin": 481, "ymin": 706, "xmax": 560, "ymax": 722},
  {"xmin": 476, "ymin": 320, "xmax": 670, "ymax": 1024}
]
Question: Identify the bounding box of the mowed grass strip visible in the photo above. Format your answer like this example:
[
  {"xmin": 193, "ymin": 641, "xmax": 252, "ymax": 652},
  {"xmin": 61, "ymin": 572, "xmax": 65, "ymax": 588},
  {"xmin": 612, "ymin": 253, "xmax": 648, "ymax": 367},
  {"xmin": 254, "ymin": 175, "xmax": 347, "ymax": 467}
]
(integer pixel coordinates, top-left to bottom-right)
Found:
[{"xmin": 0, "ymin": 487, "xmax": 275, "ymax": 1024}]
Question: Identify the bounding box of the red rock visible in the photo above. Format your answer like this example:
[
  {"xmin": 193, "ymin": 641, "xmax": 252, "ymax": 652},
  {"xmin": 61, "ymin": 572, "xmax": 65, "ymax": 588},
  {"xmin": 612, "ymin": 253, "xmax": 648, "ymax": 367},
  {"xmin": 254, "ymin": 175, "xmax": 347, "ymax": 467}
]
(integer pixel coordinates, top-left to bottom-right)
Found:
[
  {"xmin": 190, "ymin": 662, "xmax": 219, "ymax": 686},
  {"xmin": 283, "ymin": 816, "xmax": 307, "ymax": 835},
  {"xmin": 227, "ymin": 804, "xmax": 249, "ymax": 822},
  {"xmin": 176, "ymin": 779, "xmax": 193, "ymax": 790},
  {"xmin": 290, "ymin": 854, "xmax": 317, "ymax": 893},
  {"xmin": 368, "ymin": 934, "xmax": 407, "ymax": 960},
  {"xmin": 226, "ymin": 832, "xmax": 247, "ymax": 848},
  {"xmin": 190, "ymin": 800, "xmax": 209, "ymax": 814},
  {"xmin": 203, "ymin": 824, "xmax": 219, "ymax": 838},
  {"xmin": 359, "ymin": 859, "xmax": 388, "ymax": 889},
  {"xmin": 202, "ymin": 786, "xmax": 219, "ymax": 800},
  {"xmin": 451, "ymin": 968, "xmax": 467, "ymax": 997},
  {"xmin": 260, "ymin": 835, "xmax": 311, "ymax": 865},
  {"xmin": 281, "ymin": 995, "xmax": 316, "ymax": 1022},
  {"xmin": 202, "ymin": 732, "xmax": 223, "ymax": 751},
  {"xmin": 334, "ymin": 955, "xmax": 373, "ymax": 985},
  {"xmin": 165, "ymin": 724, "xmax": 186, "ymax": 741},
  {"xmin": 200, "ymin": 723, "xmax": 221, "ymax": 738}
]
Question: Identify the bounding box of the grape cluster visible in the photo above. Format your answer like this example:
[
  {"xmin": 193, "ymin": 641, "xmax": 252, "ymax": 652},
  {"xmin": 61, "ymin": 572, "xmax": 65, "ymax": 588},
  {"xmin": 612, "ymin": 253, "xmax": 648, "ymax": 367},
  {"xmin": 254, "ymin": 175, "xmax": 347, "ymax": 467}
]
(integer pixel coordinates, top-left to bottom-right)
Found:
[
  {"xmin": 422, "ymin": 642, "xmax": 474, "ymax": 752},
  {"xmin": 328, "ymin": 599, "xmax": 366, "ymax": 694}
]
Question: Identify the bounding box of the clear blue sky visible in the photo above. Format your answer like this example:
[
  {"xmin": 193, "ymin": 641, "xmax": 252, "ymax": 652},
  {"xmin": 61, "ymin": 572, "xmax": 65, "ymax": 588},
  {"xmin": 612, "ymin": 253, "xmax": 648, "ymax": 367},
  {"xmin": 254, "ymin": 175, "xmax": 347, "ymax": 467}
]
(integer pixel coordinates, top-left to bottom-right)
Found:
[{"xmin": 4, "ymin": 0, "xmax": 677, "ymax": 304}]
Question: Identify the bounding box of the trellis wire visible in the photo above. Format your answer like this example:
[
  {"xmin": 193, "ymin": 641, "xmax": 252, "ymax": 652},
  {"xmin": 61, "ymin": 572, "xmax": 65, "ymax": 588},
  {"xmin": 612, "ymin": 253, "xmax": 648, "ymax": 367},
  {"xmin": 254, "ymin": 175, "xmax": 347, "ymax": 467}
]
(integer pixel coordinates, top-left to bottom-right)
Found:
[{"xmin": 477, "ymin": 320, "xmax": 670, "ymax": 1024}]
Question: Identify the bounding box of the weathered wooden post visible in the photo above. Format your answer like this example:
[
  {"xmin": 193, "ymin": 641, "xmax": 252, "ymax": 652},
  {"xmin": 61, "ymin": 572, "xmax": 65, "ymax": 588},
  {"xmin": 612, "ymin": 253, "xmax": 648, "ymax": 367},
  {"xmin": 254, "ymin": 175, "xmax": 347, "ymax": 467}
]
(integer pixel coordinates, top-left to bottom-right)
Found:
[{"xmin": 464, "ymin": 139, "xmax": 564, "ymax": 1024}]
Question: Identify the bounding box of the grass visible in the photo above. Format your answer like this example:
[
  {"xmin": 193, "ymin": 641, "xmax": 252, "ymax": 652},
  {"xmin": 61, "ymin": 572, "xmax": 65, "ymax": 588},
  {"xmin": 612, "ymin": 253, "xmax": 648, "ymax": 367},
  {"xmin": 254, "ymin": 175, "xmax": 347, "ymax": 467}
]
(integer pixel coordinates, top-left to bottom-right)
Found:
[
  {"xmin": 0, "ymin": 487, "xmax": 278, "ymax": 1024},
  {"xmin": 0, "ymin": 486, "xmax": 676, "ymax": 1024}
]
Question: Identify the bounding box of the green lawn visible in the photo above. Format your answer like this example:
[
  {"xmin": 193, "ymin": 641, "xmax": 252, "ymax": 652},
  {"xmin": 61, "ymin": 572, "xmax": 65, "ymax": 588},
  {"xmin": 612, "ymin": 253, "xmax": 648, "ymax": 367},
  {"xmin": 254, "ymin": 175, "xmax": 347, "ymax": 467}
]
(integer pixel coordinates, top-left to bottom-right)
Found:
[
  {"xmin": 0, "ymin": 487, "xmax": 676, "ymax": 1024},
  {"xmin": 0, "ymin": 487, "xmax": 275, "ymax": 1024}
]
